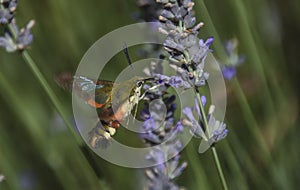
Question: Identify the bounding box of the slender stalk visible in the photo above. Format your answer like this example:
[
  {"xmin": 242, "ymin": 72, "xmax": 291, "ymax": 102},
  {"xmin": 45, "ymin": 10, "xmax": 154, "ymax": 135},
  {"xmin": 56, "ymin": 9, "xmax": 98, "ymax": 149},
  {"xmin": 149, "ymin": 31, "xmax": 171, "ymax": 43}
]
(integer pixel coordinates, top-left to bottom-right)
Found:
[
  {"xmin": 0, "ymin": 5, "xmax": 104, "ymax": 184},
  {"xmin": 0, "ymin": 6, "xmax": 81, "ymax": 142},
  {"xmin": 183, "ymin": 35, "xmax": 228, "ymax": 190},
  {"xmin": 194, "ymin": 88, "xmax": 228, "ymax": 190},
  {"xmin": 212, "ymin": 146, "xmax": 228, "ymax": 190},
  {"xmin": 194, "ymin": 87, "xmax": 210, "ymax": 137},
  {"xmin": 195, "ymin": 0, "xmax": 273, "ymax": 161},
  {"xmin": 21, "ymin": 51, "xmax": 83, "ymax": 145},
  {"xmin": 0, "ymin": 72, "xmax": 103, "ymax": 189},
  {"xmin": 186, "ymin": 142, "xmax": 211, "ymax": 189},
  {"xmin": 0, "ymin": 4, "xmax": 82, "ymax": 144},
  {"xmin": 222, "ymin": 141, "xmax": 248, "ymax": 190}
]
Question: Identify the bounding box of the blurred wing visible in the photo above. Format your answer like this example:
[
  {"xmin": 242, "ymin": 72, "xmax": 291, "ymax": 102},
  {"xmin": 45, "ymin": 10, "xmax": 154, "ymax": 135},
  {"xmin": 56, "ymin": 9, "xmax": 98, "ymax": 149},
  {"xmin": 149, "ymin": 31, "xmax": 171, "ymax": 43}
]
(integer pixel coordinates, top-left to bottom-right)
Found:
[
  {"xmin": 73, "ymin": 76, "xmax": 114, "ymax": 109},
  {"xmin": 54, "ymin": 72, "xmax": 73, "ymax": 90},
  {"xmin": 55, "ymin": 73, "xmax": 114, "ymax": 109}
]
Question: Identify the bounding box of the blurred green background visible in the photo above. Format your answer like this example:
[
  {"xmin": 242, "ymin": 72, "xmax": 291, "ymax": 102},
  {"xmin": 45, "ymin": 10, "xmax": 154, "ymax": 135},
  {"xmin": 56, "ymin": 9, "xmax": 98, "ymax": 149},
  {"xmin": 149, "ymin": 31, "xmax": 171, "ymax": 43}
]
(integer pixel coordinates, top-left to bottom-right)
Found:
[{"xmin": 0, "ymin": 0, "xmax": 299, "ymax": 189}]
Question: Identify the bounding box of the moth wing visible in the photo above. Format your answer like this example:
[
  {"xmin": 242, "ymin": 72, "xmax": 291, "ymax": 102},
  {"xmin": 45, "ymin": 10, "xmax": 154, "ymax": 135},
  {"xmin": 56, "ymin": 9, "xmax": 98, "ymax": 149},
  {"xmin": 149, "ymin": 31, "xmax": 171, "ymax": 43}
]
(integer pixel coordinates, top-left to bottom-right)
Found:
[{"xmin": 71, "ymin": 76, "xmax": 114, "ymax": 109}]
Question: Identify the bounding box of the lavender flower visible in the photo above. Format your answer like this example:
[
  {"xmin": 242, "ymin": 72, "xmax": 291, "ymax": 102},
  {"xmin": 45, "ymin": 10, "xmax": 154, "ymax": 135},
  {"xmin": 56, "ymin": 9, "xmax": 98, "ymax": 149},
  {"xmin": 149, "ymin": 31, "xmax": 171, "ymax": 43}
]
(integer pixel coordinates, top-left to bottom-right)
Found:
[
  {"xmin": 141, "ymin": 93, "xmax": 186, "ymax": 188},
  {"xmin": 0, "ymin": 31, "xmax": 16, "ymax": 52},
  {"xmin": 0, "ymin": 0, "xmax": 18, "ymax": 24},
  {"xmin": 137, "ymin": 0, "xmax": 229, "ymax": 187},
  {"xmin": 140, "ymin": 94, "xmax": 182, "ymax": 145},
  {"xmin": 156, "ymin": 0, "xmax": 214, "ymax": 89},
  {"xmin": 182, "ymin": 102, "xmax": 228, "ymax": 152},
  {"xmin": 145, "ymin": 145, "xmax": 187, "ymax": 190},
  {"xmin": 154, "ymin": 0, "xmax": 229, "ymax": 153},
  {"xmin": 140, "ymin": 76, "xmax": 187, "ymax": 189},
  {"xmin": 221, "ymin": 38, "xmax": 245, "ymax": 80},
  {"xmin": 0, "ymin": 1, "xmax": 34, "ymax": 52},
  {"xmin": 14, "ymin": 19, "xmax": 35, "ymax": 50},
  {"xmin": 152, "ymin": 74, "xmax": 192, "ymax": 89},
  {"xmin": 0, "ymin": 19, "xmax": 34, "ymax": 52}
]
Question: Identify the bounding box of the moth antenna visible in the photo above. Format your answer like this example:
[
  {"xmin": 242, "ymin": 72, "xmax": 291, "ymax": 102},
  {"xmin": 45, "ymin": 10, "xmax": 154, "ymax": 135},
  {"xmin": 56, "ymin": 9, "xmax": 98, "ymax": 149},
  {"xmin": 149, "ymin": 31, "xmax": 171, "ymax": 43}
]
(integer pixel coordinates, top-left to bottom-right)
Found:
[{"xmin": 123, "ymin": 42, "xmax": 133, "ymax": 69}]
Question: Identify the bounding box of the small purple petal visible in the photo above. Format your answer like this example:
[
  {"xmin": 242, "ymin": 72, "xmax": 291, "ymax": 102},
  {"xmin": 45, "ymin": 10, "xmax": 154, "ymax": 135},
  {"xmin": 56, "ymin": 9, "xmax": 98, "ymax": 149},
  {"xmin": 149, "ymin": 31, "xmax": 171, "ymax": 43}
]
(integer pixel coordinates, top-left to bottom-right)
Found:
[
  {"xmin": 201, "ymin": 95, "xmax": 206, "ymax": 106},
  {"xmin": 143, "ymin": 117, "xmax": 157, "ymax": 131},
  {"xmin": 174, "ymin": 121, "xmax": 184, "ymax": 133},
  {"xmin": 222, "ymin": 66, "xmax": 236, "ymax": 80},
  {"xmin": 205, "ymin": 37, "xmax": 214, "ymax": 46},
  {"xmin": 182, "ymin": 107, "xmax": 195, "ymax": 122},
  {"xmin": 213, "ymin": 127, "xmax": 228, "ymax": 142}
]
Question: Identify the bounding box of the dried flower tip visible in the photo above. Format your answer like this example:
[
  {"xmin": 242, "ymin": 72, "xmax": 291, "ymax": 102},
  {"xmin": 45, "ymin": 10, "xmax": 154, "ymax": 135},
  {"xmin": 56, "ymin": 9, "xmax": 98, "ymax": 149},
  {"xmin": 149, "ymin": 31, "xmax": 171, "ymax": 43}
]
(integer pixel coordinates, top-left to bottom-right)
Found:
[
  {"xmin": 186, "ymin": 2, "xmax": 195, "ymax": 9},
  {"xmin": 27, "ymin": 20, "xmax": 35, "ymax": 29},
  {"xmin": 208, "ymin": 105, "xmax": 215, "ymax": 115},
  {"xmin": 166, "ymin": 3, "xmax": 174, "ymax": 7},
  {"xmin": 158, "ymin": 27, "xmax": 169, "ymax": 35},
  {"xmin": 9, "ymin": 6, "xmax": 16, "ymax": 12},
  {"xmin": 158, "ymin": 15, "xmax": 167, "ymax": 21},
  {"xmin": 145, "ymin": 169, "xmax": 155, "ymax": 180},
  {"xmin": 164, "ymin": 46, "xmax": 174, "ymax": 53},
  {"xmin": 193, "ymin": 22, "xmax": 204, "ymax": 31},
  {"xmin": 181, "ymin": 118, "xmax": 192, "ymax": 127},
  {"xmin": 180, "ymin": 32, "xmax": 189, "ymax": 38}
]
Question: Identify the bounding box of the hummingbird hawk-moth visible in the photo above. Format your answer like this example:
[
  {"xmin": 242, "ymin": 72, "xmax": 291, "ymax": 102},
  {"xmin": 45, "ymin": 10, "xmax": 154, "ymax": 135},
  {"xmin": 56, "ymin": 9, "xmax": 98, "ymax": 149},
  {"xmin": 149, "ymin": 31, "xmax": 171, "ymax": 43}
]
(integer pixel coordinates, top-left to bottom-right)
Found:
[{"xmin": 55, "ymin": 73, "xmax": 153, "ymax": 148}]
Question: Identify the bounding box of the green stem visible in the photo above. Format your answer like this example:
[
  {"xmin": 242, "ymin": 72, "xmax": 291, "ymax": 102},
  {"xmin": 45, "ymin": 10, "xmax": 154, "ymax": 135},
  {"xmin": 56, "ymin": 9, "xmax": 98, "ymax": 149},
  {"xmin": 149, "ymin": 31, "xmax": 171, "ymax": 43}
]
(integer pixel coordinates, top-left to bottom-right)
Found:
[
  {"xmin": 181, "ymin": 17, "xmax": 228, "ymax": 190},
  {"xmin": 194, "ymin": 87, "xmax": 210, "ymax": 137},
  {"xmin": 0, "ymin": 5, "xmax": 105, "ymax": 184},
  {"xmin": 21, "ymin": 51, "xmax": 83, "ymax": 145},
  {"xmin": 186, "ymin": 142, "xmax": 211, "ymax": 189},
  {"xmin": 194, "ymin": 87, "xmax": 228, "ymax": 190},
  {"xmin": 0, "ymin": 4, "xmax": 82, "ymax": 144},
  {"xmin": 212, "ymin": 146, "xmax": 228, "ymax": 190},
  {"xmin": 0, "ymin": 71, "xmax": 105, "ymax": 189},
  {"xmin": 195, "ymin": 0, "xmax": 272, "ymax": 161}
]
